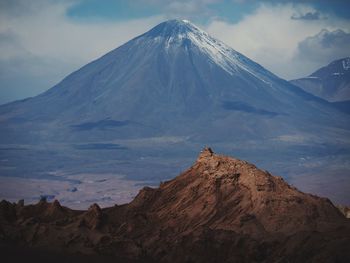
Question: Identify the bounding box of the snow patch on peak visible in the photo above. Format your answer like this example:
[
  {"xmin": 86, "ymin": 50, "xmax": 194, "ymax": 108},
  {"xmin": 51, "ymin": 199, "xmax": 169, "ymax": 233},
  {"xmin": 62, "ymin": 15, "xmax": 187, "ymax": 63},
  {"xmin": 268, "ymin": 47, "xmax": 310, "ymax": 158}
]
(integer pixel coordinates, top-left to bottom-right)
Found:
[
  {"xmin": 143, "ymin": 20, "xmax": 274, "ymax": 84},
  {"xmin": 184, "ymin": 28, "xmax": 272, "ymax": 83},
  {"xmin": 342, "ymin": 58, "xmax": 350, "ymax": 70}
]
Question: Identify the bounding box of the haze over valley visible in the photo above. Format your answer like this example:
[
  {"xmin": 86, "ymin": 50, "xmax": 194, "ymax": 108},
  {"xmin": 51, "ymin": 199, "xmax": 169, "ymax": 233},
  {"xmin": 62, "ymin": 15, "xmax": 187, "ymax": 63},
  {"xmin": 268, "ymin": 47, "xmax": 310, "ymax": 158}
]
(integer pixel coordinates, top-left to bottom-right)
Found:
[{"xmin": 1, "ymin": 1, "xmax": 350, "ymax": 261}]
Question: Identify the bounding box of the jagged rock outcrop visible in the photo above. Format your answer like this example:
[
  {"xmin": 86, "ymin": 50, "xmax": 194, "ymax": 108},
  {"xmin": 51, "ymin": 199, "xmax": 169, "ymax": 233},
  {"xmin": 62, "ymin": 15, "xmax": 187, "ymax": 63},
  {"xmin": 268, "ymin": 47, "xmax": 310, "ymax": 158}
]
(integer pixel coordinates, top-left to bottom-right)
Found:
[
  {"xmin": 79, "ymin": 203, "xmax": 104, "ymax": 230},
  {"xmin": 0, "ymin": 148, "xmax": 349, "ymax": 262}
]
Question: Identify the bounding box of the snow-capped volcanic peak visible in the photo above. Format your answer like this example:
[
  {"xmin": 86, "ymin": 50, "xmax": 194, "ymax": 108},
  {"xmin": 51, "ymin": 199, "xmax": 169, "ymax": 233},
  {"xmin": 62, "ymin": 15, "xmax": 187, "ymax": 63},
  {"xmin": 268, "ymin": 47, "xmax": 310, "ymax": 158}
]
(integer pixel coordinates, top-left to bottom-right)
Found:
[
  {"xmin": 141, "ymin": 20, "xmax": 272, "ymax": 82},
  {"xmin": 144, "ymin": 19, "xmax": 224, "ymax": 55},
  {"xmin": 144, "ymin": 19, "xmax": 198, "ymax": 37}
]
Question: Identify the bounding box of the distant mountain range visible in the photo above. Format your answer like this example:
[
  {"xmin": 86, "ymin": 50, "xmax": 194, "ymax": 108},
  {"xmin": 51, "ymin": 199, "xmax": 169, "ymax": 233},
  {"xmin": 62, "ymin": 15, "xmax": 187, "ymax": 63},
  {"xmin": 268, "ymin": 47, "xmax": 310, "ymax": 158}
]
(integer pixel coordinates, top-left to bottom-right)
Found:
[
  {"xmin": 0, "ymin": 20, "xmax": 349, "ymax": 205},
  {"xmin": 290, "ymin": 57, "xmax": 350, "ymax": 102},
  {"xmin": 290, "ymin": 57, "xmax": 350, "ymax": 115},
  {"xmin": 1, "ymin": 149, "xmax": 349, "ymax": 262}
]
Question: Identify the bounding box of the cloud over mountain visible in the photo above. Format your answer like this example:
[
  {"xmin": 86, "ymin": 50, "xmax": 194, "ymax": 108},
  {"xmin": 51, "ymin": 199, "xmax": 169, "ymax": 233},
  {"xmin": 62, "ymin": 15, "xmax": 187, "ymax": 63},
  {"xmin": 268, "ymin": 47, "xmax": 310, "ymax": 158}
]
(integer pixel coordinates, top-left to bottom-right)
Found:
[
  {"xmin": 297, "ymin": 29, "xmax": 350, "ymax": 63},
  {"xmin": 0, "ymin": 1, "xmax": 349, "ymax": 103}
]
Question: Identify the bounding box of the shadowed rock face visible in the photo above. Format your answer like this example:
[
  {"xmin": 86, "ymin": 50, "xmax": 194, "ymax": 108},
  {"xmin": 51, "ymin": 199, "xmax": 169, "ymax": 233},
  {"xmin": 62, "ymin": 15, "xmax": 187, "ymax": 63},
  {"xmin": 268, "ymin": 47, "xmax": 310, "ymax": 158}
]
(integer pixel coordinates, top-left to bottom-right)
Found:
[{"xmin": 1, "ymin": 148, "xmax": 349, "ymax": 262}]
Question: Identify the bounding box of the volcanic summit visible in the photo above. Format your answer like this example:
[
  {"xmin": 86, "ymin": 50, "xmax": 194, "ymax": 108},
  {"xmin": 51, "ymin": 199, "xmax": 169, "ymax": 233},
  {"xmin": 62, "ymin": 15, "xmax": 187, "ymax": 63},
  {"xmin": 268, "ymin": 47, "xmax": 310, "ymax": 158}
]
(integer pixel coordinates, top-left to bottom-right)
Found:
[{"xmin": 0, "ymin": 20, "xmax": 349, "ymax": 205}]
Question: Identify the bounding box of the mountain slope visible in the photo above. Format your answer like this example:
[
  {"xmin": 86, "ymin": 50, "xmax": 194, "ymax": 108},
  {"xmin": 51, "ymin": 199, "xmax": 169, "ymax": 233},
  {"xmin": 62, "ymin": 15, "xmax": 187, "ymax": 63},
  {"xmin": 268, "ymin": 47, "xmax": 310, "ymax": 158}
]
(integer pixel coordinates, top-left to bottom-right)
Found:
[
  {"xmin": 0, "ymin": 20, "xmax": 347, "ymax": 142},
  {"xmin": 129, "ymin": 148, "xmax": 345, "ymax": 236},
  {"xmin": 0, "ymin": 20, "xmax": 349, "ymax": 205},
  {"xmin": 290, "ymin": 57, "xmax": 350, "ymax": 102},
  {"xmin": 1, "ymin": 149, "xmax": 349, "ymax": 262}
]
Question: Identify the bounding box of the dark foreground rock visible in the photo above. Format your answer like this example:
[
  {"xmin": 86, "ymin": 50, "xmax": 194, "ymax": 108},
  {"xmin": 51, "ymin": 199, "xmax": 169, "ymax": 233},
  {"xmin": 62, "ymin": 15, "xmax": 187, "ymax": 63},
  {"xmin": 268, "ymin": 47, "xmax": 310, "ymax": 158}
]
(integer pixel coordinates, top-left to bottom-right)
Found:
[{"xmin": 1, "ymin": 148, "xmax": 349, "ymax": 262}]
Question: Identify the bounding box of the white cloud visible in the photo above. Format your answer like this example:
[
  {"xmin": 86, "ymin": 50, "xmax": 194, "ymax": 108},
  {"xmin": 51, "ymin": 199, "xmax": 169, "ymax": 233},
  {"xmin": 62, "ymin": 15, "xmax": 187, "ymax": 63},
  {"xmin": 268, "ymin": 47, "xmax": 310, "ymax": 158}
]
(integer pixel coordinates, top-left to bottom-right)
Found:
[
  {"xmin": 137, "ymin": 0, "xmax": 222, "ymax": 18},
  {"xmin": 0, "ymin": 1, "xmax": 164, "ymax": 65},
  {"xmin": 0, "ymin": 1, "xmax": 164, "ymax": 103},
  {"xmin": 1, "ymin": 1, "xmax": 350, "ymax": 104},
  {"xmin": 296, "ymin": 29, "xmax": 350, "ymax": 64},
  {"xmin": 205, "ymin": 3, "xmax": 350, "ymax": 79}
]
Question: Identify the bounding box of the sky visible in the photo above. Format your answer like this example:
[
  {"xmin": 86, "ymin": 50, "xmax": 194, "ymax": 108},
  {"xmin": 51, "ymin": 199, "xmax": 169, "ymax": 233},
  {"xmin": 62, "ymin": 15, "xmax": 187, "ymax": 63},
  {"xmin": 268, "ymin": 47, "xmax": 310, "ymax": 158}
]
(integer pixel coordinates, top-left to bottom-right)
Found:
[{"xmin": 0, "ymin": 0, "xmax": 349, "ymax": 104}]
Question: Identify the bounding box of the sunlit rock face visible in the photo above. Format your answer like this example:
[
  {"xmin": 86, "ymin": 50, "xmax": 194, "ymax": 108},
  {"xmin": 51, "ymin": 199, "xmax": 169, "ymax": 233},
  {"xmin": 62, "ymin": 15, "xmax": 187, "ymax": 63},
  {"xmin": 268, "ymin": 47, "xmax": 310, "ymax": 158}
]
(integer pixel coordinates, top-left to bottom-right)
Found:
[
  {"xmin": 0, "ymin": 20, "xmax": 349, "ymax": 205},
  {"xmin": 0, "ymin": 149, "xmax": 349, "ymax": 262}
]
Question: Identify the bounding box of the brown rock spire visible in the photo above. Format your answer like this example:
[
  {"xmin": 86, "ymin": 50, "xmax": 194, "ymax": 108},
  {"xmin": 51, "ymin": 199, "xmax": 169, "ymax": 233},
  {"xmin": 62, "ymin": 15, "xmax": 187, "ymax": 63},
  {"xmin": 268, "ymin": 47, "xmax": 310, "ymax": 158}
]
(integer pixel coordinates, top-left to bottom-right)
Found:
[{"xmin": 197, "ymin": 147, "xmax": 214, "ymax": 161}]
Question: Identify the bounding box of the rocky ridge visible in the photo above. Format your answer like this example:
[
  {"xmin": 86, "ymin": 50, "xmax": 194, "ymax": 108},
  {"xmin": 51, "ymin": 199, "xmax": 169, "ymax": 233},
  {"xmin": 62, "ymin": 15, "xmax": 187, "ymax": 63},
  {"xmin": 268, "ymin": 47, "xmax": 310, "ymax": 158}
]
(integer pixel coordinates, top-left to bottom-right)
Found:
[{"xmin": 0, "ymin": 148, "xmax": 349, "ymax": 262}]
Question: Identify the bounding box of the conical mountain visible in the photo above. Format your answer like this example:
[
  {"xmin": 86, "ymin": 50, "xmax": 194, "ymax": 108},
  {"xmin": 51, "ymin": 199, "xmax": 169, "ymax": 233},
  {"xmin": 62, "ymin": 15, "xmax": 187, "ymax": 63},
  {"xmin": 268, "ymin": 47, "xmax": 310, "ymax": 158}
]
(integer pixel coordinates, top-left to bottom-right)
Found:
[
  {"xmin": 0, "ymin": 20, "xmax": 349, "ymax": 203},
  {"xmin": 0, "ymin": 19, "xmax": 347, "ymax": 143}
]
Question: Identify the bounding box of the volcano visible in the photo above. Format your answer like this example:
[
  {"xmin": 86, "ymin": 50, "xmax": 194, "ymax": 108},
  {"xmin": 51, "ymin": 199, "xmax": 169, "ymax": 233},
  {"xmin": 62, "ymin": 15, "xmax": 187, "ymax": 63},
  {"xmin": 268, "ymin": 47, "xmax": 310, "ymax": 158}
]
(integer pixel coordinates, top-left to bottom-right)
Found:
[
  {"xmin": 1, "ymin": 148, "xmax": 349, "ymax": 262},
  {"xmin": 0, "ymin": 19, "xmax": 347, "ymax": 141},
  {"xmin": 0, "ymin": 20, "xmax": 349, "ymax": 205}
]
